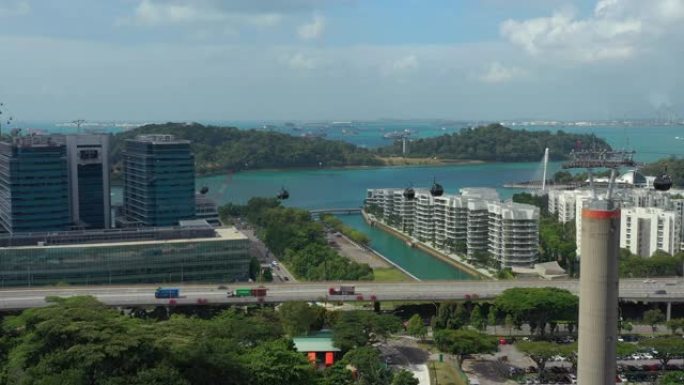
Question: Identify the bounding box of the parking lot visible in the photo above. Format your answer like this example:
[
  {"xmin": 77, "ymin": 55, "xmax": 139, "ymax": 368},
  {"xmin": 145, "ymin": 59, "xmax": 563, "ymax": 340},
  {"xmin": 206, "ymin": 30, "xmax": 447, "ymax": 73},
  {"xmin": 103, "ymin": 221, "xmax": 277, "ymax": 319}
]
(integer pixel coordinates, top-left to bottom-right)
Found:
[{"xmin": 462, "ymin": 339, "xmax": 684, "ymax": 385}]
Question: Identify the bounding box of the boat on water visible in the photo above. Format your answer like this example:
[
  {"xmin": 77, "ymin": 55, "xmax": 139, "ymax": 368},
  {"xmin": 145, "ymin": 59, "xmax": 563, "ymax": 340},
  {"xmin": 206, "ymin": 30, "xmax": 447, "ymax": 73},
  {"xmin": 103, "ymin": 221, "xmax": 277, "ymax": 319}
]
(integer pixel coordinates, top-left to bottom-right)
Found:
[{"xmin": 383, "ymin": 129, "xmax": 411, "ymax": 139}]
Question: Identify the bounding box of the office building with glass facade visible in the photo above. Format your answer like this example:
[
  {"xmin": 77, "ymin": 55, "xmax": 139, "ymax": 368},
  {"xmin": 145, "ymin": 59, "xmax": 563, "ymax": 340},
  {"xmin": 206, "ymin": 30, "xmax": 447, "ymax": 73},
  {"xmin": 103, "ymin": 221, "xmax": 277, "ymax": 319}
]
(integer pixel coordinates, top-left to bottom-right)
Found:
[
  {"xmin": 66, "ymin": 134, "xmax": 111, "ymax": 229},
  {"xmin": 121, "ymin": 135, "xmax": 195, "ymax": 227},
  {"xmin": 0, "ymin": 222, "xmax": 250, "ymax": 286},
  {"xmin": 0, "ymin": 135, "xmax": 71, "ymax": 233}
]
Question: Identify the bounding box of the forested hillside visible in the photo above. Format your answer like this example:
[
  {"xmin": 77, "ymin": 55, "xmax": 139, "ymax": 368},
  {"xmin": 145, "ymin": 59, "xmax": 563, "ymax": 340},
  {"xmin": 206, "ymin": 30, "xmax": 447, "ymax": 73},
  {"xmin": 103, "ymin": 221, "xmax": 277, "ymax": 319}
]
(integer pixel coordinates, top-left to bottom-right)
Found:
[
  {"xmin": 110, "ymin": 122, "xmax": 615, "ymax": 175},
  {"xmin": 111, "ymin": 123, "xmax": 382, "ymax": 175},
  {"xmin": 376, "ymin": 123, "xmax": 612, "ymax": 162}
]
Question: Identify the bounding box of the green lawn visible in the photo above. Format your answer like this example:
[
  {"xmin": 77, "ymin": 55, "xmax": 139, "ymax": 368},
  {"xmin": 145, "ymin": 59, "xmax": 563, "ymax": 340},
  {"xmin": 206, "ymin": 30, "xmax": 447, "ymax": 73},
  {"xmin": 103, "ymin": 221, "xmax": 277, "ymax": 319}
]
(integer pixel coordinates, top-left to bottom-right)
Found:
[
  {"xmin": 429, "ymin": 361, "xmax": 468, "ymax": 385},
  {"xmin": 373, "ymin": 267, "xmax": 413, "ymax": 282}
]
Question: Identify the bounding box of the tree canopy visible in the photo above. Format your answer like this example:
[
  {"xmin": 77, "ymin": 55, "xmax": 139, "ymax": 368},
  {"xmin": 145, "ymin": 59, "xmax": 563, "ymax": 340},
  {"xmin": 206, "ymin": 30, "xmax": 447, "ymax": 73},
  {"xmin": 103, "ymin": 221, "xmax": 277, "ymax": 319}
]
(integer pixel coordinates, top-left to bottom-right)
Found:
[
  {"xmin": 660, "ymin": 371, "xmax": 684, "ymax": 385},
  {"xmin": 641, "ymin": 337, "xmax": 684, "ymax": 367},
  {"xmin": 494, "ymin": 288, "xmax": 578, "ymax": 337},
  {"xmin": 332, "ymin": 311, "xmax": 402, "ymax": 352},
  {"xmin": 221, "ymin": 197, "xmax": 374, "ymax": 281},
  {"xmin": 0, "ymin": 296, "xmax": 415, "ymax": 385},
  {"xmin": 619, "ymin": 250, "xmax": 684, "ymax": 278},
  {"xmin": 433, "ymin": 329, "xmax": 497, "ymax": 368},
  {"xmin": 406, "ymin": 314, "xmax": 427, "ymax": 341},
  {"xmin": 643, "ymin": 309, "xmax": 666, "ymax": 333}
]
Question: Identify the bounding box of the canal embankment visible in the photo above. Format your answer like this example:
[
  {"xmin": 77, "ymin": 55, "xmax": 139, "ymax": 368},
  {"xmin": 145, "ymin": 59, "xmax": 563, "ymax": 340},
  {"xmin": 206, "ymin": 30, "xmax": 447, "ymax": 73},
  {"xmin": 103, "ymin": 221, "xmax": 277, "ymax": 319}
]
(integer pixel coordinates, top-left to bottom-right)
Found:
[
  {"xmin": 361, "ymin": 211, "xmax": 492, "ymax": 280},
  {"xmin": 327, "ymin": 231, "xmax": 418, "ymax": 281}
]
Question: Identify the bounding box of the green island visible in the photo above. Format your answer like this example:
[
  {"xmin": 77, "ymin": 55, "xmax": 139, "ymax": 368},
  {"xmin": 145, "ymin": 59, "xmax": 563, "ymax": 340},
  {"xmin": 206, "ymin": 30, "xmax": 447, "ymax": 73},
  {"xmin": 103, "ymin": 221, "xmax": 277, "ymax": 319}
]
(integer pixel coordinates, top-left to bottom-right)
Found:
[
  {"xmin": 110, "ymin": 122, "xmax": 614, "ymax": 176},
  {"xmin": 110, "ymin": 123, "xmax": 381, "ymax": 176},
  {"xmin": 375, "ymin": 124, "xmax": 611, "ymax": 162}
]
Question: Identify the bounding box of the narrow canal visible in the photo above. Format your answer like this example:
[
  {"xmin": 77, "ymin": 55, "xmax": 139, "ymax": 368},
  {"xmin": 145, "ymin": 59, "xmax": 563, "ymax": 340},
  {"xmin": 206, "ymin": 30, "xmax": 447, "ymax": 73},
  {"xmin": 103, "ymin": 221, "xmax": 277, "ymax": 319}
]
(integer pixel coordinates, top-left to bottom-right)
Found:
[{"xmin": 336, "ymin": 214, "xmax": 476, "ymax": 280}]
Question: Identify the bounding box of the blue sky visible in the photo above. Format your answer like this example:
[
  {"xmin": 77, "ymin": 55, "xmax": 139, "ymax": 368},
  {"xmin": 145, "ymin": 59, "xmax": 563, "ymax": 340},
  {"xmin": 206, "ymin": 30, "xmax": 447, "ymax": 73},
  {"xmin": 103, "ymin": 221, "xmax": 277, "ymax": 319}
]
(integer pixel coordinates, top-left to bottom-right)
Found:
[{"xmin": 0, "ymin": 0, "xmax": 682, "ymax": 122}]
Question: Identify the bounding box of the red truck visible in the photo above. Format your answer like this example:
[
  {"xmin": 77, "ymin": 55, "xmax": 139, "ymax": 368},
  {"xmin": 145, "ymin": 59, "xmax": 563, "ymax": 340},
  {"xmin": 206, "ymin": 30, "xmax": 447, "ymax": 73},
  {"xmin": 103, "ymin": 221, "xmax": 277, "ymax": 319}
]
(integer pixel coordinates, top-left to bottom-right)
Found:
[{"xmin": 329, "ymin": 285, "xmax": 355, "ymax": 295}]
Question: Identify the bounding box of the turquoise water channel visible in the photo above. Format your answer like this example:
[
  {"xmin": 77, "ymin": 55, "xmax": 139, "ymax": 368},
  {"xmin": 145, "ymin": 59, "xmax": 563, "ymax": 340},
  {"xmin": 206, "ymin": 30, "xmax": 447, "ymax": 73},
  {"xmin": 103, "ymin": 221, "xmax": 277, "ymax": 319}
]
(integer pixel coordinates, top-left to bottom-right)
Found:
[{"xmin": 336, "ymin": 214, "xmax": 476, "ymax": 280}]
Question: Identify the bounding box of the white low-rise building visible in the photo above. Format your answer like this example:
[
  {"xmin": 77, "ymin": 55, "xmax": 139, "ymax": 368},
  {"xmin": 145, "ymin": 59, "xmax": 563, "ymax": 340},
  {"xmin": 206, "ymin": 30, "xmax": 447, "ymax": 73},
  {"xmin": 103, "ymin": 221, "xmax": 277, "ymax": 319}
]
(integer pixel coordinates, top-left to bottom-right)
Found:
[
  {"xmin": 548, "ymin": 189, "xmax": 592, "ymax": 223},
  {"xmin": 620, "ymin": 206, "xmax": 682, "ymax": 257}
]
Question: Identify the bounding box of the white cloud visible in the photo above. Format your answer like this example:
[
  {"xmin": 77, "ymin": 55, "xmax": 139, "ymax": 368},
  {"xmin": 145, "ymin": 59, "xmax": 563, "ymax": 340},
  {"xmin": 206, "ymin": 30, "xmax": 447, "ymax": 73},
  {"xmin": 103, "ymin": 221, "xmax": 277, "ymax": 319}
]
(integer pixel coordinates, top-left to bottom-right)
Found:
[
  {"xmin": 479, "ymin": 62, "xmax": 524, "ymax": 83},
  {"xmin": 297, "ymin": 14, "xmax": 325, "ymax": 40},
  {"xmin": 285, "ymin": 52, "xmax": 318, "ymax": 70},
  {"xmin": 124, "ymin": 0, "xmax": 281, "ymax": 27},
  {"xmin": 0, "ymin": 0, "xmax": 29, "ymax": 17},
  {"xmin": 390, "ymin": 55, "xmax": 418, "ymax": 72},
  {"xmin": 500, "ymin": 0, "xmax": 684, "ymax": 63}
]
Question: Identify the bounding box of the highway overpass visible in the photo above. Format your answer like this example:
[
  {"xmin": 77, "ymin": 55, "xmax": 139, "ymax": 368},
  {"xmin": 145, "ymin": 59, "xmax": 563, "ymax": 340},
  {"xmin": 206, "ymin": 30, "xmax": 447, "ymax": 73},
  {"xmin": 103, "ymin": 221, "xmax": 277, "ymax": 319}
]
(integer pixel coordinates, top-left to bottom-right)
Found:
[{"xmin": 0, "ymin": 278, "xmax": 682, "ymax": 312}]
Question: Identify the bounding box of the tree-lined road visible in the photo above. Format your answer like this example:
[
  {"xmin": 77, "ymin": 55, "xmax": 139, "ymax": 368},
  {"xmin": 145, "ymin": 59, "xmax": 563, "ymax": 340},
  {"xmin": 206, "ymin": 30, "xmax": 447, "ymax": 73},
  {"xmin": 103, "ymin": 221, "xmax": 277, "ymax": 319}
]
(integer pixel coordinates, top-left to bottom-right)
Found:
[{"xmin": 0, "ymin": 278, "xmax": 682, "ymax": 311}]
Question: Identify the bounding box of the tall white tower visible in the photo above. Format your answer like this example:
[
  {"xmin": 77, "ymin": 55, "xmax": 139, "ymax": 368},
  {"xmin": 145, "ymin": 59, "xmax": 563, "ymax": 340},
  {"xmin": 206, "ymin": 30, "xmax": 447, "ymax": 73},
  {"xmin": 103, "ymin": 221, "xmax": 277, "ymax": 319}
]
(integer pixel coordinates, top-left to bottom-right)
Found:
[{"xmin": 563, "ymin": 149, "xmax": 636, "ymax": 385}]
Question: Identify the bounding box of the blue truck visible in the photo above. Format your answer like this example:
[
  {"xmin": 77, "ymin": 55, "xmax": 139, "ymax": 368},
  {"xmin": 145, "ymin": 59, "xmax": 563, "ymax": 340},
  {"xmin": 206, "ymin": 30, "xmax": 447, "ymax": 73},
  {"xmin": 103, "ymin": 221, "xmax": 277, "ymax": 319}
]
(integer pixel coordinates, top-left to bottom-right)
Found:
[{"xmin": 155, "ymin": 287, "xmax": 180, "ymax": 299}]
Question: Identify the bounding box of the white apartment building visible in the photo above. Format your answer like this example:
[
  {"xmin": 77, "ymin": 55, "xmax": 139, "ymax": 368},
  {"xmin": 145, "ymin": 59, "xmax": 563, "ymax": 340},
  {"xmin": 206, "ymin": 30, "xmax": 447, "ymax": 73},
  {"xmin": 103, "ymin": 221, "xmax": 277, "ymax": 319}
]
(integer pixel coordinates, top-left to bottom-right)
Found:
[
  {"xmin": 365, "ymin": 188, "xmax": 400, "ymax": 216},
  {"xmin": 413, "ymin": 190, "xmax": 435, "ymax": 243},
  {"xmin": 623, "ymin": 189, "xmax": 675, "ymax": 209},
  {"xmin": 487, "ymin": 202, "xmax": 540, "ymax": 268},
  {"xmin": 466, "ymin": 200, "xmax": 490, "ymax": 260},
  {"xmin": 392, "ymin": 189, "xmax": 416, "ymax": 234},
  {"xmin": 620, "ymin": 206, "xmax": 682, "ymax": 257},
  {"xmin": 570, "ymin": 188, "xmax": 684, "ymax": 256},
  {"xmin": 366, "ymin": 187, "xmax": 539, "ymax": 268},
  {"xmin": 433, "ymin": 195, "xmax": 468, "ymax": 250},
  {"xmin": 548, "ymin": 189, "xmax": 592, "ymax": 224}
]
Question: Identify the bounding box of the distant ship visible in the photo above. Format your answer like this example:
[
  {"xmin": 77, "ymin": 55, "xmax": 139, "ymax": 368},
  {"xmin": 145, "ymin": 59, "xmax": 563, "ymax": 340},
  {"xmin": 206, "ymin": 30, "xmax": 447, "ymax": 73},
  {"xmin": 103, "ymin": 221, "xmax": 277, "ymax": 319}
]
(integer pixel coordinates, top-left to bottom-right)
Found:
[
  {"xmin": 383, "ymin": 129, "xmax": 411, "ymax": 139},
  {"xmin": 302, "ymin": 131, "xmax": 327, "ymax": 138}
]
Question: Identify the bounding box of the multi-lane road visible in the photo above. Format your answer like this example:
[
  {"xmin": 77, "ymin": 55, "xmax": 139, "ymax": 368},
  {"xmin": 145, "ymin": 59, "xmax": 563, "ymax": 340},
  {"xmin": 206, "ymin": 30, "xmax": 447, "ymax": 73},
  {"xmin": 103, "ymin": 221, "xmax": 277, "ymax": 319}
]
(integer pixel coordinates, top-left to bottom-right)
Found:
[{"xmin": 0, "ymin": 278, "xmax": 682, "ymax": 311}]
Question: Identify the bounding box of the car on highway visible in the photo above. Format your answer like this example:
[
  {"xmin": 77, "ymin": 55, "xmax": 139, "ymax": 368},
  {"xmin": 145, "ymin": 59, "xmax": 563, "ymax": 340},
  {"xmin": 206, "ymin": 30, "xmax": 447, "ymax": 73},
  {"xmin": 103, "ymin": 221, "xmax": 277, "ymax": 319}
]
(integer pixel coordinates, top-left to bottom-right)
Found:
[{"xmin": 654, "ymin": 289, "xmax": 667, "ymax": 295}]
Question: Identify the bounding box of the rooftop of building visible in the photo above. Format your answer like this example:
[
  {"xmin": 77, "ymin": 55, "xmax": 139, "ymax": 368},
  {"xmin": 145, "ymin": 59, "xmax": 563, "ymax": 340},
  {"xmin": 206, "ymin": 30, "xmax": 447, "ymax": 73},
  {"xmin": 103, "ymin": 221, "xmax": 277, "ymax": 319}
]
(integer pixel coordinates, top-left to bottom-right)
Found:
[
  {"xmin": 128, "ymin": 134, "xmax": 190, "ymax": 144},
  {"xmin": 0, "ymin": 220, "xmax": 247, "ymax": 250},
  {"xmin": 0, "ymin": 134, "xmax": 66, "ymax": 150},
  {"xmin": 489, "ymin": 201, "xmax": 540, "ymax": 219},
  {"xmin": 292, "ymin": 330, "xmax": 341, "ymax": 353},
  {"xmin": 460, "ymin": 187, "xmax": 500, "ymax": 201}
]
